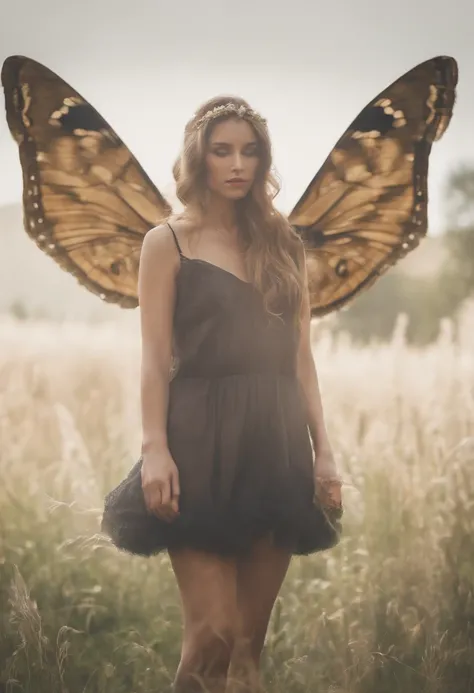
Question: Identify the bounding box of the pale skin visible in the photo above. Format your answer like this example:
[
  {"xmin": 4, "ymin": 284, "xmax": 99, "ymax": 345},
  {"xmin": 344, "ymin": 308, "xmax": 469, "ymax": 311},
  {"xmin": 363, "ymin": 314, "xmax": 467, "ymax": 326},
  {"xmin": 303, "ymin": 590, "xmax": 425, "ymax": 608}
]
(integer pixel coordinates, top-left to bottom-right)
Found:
[{"xmin": 138, "ymin": 118, "xmax": 341, "ymax": 692}]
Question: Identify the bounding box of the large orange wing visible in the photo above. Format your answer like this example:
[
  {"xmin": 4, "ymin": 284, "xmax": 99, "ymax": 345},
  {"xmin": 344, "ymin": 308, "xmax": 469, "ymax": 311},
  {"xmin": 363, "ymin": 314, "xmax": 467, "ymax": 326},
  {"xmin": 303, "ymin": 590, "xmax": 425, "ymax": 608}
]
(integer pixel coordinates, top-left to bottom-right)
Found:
[
  {"xmin": 289, "ymin": 56, "xmax": 458, "ymax": 317},
  {"xmin": 2, "ymin": 55, "xmax": 172, "ymax": 308}
]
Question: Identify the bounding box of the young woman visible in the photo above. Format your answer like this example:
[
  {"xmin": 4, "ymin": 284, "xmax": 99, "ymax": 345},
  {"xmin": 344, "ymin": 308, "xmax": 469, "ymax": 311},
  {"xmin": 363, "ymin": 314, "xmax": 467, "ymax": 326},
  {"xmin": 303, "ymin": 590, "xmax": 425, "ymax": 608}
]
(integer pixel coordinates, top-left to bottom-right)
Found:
[{"xmin": 102, "ymin": 96, "xmax": 342, "ymax": 693}]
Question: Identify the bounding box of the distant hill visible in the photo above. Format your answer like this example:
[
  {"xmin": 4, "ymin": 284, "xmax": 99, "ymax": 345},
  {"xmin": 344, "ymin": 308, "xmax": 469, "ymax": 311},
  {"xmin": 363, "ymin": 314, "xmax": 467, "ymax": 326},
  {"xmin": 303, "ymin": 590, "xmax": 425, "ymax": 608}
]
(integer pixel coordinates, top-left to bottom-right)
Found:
[{"xmin": 0, "ymin": 201, "xmax": 446, "ymax": 322}]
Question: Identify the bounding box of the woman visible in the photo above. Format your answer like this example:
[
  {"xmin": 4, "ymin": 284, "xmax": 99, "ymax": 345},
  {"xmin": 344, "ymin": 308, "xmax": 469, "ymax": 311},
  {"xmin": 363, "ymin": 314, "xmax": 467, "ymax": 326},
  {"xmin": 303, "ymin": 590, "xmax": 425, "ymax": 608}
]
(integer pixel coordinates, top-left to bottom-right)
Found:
[{"xmin": 102, "ymin": 96, "xmax": 342, "ymax": 693}]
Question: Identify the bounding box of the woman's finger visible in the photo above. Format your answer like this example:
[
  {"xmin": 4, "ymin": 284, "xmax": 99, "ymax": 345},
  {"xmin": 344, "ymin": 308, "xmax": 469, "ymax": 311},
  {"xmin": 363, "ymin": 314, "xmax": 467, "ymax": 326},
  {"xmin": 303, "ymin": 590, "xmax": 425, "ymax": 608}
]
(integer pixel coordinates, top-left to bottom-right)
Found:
[
  {"xmin": 143, "ymin": 485, "xmax": 154, "ymax": 514},
  {"xmin": 315, "ymin": 477, "xmax": 342, "ymax": 508},
  {"xmin": 170, "ymin": 470, "xmax": 181, "ymax": 515},
  {"xmin": 143, "ymin": 479, "xmax": 180, "ymax": 522},
  {"xmin": 159, "ymin": 478, "xmax": 177, "ymax": 522},
  {"xmin": 160, "ymin": 477, "xmax": 171, "ymax": 508},
  {"xmin": 149, "ymin": 484, "xmax": 163, "ymax": 517}
]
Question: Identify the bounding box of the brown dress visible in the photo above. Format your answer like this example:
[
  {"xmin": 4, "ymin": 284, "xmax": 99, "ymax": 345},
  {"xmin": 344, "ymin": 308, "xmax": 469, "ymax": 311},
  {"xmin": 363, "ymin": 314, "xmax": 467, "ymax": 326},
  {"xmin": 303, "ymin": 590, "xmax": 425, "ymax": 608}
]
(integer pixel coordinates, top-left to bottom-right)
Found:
[{"xmin": 101, "ymin": 224, "xmax": 342, "ymax": 557}]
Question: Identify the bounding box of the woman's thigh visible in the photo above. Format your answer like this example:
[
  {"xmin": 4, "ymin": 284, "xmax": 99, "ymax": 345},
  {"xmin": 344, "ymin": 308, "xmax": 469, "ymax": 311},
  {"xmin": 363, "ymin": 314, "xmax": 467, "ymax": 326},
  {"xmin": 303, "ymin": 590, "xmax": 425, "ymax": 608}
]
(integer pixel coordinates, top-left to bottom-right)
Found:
[
  {"xmin": 169, "ymin": 536, "xmax": 290, "ymax": 654},
  {"xmin": 169, "ymin": 548, "xmax": 239, "ymax": 645},
  {"xmin": 235, "ymin": 535, "xmax": 292, "ymax": 656}
]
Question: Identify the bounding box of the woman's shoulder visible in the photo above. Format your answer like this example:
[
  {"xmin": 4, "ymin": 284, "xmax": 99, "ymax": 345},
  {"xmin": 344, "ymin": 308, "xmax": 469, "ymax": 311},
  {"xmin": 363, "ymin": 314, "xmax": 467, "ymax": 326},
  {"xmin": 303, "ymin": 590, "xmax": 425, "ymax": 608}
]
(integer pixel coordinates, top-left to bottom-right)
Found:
[
  {"xmin": 143, "ymin": 216, "xmax": 193, "ymax": 250},
  {"xmin": 164, "ymin": 214, "xmax": 201, "ymax": 256},
  {"xmin": 166, "ymin": 214, "xmax": 193, "ymax": 232}
]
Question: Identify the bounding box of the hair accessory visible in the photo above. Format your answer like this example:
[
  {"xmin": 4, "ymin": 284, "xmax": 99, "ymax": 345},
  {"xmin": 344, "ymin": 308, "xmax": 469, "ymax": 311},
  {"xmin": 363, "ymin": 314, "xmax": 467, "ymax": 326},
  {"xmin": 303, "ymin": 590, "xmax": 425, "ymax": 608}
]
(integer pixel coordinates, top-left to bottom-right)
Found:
[{"xmin": 193, "ymin": 103, "xmax": 267, "ymax": 131}]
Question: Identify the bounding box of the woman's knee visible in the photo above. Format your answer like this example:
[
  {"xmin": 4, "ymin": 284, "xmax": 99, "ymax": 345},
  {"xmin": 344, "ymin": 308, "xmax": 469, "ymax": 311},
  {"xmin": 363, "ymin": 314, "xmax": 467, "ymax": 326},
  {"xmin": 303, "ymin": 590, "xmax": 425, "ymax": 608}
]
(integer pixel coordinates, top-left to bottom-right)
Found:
[
  {"xmin": 182, "ymin": 616, "xmax": 237, "ymax": 671},
  {"xmin": 234, "ymin": 627, "xmax": 265, "ymax": 664},
  {"xmin": 175, "ymin": 621, "xmax": 236, "ymax": 692}
]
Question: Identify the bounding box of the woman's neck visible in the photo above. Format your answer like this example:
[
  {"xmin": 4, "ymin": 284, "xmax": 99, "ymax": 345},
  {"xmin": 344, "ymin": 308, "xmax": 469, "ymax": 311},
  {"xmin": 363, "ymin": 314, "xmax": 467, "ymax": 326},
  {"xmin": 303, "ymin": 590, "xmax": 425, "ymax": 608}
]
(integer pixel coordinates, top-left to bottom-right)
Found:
[{"xmin": 201, "ymin": 194, "xmax": 238, "ymax": 236}]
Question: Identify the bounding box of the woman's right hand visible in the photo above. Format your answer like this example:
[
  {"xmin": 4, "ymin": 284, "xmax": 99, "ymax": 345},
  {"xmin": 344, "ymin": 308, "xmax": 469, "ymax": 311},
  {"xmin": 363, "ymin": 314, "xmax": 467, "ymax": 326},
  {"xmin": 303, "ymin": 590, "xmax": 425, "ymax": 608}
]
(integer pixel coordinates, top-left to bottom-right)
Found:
[{"xmin": 141, "ymin": 449, "xmax": 180, "ymax": 522}]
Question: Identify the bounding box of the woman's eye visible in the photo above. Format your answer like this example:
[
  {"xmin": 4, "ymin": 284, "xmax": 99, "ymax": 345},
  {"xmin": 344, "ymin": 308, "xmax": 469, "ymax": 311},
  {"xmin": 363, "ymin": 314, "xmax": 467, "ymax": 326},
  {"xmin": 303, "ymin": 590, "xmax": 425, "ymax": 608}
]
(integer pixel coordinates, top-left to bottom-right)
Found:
[{"xmin": 212, "ymin": 148, "xmax": 257, "ymax": 157}]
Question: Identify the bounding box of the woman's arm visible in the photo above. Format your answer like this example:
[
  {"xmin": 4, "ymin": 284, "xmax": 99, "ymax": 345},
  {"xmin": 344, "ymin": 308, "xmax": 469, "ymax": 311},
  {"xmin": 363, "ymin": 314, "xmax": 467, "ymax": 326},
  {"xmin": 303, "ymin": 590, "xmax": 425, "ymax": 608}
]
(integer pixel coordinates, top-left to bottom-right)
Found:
[
  {"xmin": 296, "ymin": 288, "xmax": 332, "ymax": 456},
  {"xmin": 295, "ymin": 250, "xmax": 342, "ymax": 513},
  {"xmin": 295, "ymin": 245, "xmax": 339, "ymax": 478},
  {"xmin": 138, "ymin": 224, "xmax": 178, "ymax": 453},
  {"xmin": 138, "ymin": 224, "xmax": 181, "ymax": 520}
]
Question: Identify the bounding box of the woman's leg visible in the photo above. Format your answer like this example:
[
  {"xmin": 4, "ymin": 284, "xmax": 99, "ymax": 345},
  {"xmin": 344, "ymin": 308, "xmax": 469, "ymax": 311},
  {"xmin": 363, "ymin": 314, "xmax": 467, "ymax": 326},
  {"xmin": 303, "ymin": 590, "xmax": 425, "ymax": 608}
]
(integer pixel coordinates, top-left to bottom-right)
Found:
[
  {"xmin": 169, "ymin": 547, "xmax": 238, "ymax": 693},
  {"xmin": 227, "ymin": 535, "xmax": 292, "ymax": 692}
]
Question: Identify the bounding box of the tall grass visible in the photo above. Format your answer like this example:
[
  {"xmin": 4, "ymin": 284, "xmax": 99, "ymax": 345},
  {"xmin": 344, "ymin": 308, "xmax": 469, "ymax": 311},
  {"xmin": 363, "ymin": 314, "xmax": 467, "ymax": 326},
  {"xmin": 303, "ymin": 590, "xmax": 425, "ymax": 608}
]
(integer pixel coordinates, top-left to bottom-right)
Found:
[{"xmin": 1, "ymin": 308, "xmax": 473, "ymax": 693}]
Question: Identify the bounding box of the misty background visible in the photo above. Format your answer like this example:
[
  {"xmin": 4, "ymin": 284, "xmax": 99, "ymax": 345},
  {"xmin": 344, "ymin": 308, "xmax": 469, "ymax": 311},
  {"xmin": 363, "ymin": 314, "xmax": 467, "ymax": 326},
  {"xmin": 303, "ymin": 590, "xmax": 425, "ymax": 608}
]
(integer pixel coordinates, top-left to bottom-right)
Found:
[{"xmin": 1, "ymin": 0, "xmax": 473, "ymax": 340}]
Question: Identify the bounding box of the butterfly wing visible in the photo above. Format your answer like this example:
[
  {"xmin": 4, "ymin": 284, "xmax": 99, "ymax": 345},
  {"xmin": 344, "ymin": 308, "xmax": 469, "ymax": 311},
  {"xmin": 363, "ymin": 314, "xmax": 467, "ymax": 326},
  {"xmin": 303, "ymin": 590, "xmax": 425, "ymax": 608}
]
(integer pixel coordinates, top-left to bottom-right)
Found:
[
  {"xmin": 289, "ymin": 55, "xmax": 458, "ymax": 317},
  {"xmin": 1, "ymin": 55, "xmax": 172, "ymax": 308}
]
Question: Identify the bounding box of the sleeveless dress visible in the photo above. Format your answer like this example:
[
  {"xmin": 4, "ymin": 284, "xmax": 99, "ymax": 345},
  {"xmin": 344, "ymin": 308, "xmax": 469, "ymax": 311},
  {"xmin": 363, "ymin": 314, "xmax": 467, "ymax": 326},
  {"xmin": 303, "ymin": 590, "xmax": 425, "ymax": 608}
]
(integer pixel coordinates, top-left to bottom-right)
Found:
[{"xmin": 101, "ymin": 224, "xmax": 342, "ymax": 557}]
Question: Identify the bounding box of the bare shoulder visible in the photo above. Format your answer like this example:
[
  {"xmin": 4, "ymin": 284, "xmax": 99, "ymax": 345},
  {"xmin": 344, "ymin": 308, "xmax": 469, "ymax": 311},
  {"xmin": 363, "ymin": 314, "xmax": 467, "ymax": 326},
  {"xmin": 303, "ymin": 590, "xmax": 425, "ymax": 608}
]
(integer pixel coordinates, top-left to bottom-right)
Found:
[
  {"xmin": 139, "ymin": 222, "xmax": 181, "ymax": 271},
  {"xmin": 165, "ymin": 215, "xmax": 197, "ymax": 255},
  {"xmin": 142, "ymin": 222, "xmax": 172, "ymax": 253}
]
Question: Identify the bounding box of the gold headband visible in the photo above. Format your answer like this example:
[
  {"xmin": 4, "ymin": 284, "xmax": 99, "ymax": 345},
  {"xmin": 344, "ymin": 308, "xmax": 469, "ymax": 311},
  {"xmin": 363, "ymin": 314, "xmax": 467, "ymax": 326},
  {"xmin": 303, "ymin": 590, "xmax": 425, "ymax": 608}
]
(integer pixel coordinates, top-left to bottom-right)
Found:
[{"xmin": 193, "ymin": 103, "xmax": 267, "ymax": 131}]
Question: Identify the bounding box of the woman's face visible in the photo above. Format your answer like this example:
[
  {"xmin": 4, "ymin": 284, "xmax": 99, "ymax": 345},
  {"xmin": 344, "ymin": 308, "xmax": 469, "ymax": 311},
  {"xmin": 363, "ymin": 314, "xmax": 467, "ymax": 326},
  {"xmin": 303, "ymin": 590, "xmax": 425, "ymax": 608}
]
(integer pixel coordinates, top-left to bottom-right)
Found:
[{"xmin": 205, "ymin": 118, "xmax": 260, "ymax": 201}]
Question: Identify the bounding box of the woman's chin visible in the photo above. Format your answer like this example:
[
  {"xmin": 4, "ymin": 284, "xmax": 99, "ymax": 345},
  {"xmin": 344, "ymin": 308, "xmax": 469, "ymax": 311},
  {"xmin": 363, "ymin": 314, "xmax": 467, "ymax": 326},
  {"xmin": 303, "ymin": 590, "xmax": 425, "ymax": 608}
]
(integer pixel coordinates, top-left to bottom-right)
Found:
[{"xmin": 220, "ymin": 187, "xmax": 251, "ymax": 201}]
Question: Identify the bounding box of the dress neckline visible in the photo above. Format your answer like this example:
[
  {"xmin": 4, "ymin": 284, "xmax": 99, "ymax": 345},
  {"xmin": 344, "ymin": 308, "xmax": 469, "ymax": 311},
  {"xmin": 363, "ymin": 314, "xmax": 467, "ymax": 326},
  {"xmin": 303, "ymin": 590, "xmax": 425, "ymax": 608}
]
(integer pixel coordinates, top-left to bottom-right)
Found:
[{"xmin": 180, "ymin": 256, "xmax": 253, "ymax": 287}]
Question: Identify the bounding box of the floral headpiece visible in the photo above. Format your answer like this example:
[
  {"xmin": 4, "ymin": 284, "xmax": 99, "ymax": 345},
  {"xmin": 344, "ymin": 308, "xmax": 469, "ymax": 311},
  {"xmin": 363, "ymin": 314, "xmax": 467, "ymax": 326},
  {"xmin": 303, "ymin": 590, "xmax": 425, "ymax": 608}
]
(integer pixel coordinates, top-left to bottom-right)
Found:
[{"xmin": 193, "ymin": 103, "xmax": 267, "ymax": 131}]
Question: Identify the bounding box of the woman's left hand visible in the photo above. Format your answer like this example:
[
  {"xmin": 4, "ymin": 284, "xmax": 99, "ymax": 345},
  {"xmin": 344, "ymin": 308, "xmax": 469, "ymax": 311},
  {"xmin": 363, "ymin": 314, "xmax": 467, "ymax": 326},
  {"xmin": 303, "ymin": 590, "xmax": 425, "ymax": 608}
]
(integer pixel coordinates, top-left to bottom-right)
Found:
[{"xmin": 313, "ymin": 447, "xmax": 342, "ymax": 509}]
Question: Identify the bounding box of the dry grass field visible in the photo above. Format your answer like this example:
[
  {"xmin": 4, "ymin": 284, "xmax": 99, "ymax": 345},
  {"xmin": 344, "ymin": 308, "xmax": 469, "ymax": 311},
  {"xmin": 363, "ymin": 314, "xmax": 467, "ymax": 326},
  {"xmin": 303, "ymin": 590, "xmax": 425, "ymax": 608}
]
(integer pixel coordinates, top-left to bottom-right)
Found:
[{"xmin": 1, "ymin": 308, "xmax": 474, "ymax": 693}]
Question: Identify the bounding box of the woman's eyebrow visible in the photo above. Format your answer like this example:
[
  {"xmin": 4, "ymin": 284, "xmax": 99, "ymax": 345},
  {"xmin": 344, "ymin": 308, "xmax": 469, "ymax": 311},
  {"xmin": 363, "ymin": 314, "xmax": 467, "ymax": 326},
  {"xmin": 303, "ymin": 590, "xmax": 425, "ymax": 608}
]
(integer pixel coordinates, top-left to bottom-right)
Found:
[{"xmin": 210, "ymin": 140, "xmax": 258, "ymax": 146}]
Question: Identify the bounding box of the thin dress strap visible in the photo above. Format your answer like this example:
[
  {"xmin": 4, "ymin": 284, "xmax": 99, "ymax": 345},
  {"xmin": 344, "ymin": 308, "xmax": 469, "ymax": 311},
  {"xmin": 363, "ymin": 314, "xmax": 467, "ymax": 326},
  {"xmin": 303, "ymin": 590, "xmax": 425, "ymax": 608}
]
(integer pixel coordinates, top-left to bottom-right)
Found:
[{"xmin": 167, "ymin": 222, "xmax": 185, "ymax": 260}]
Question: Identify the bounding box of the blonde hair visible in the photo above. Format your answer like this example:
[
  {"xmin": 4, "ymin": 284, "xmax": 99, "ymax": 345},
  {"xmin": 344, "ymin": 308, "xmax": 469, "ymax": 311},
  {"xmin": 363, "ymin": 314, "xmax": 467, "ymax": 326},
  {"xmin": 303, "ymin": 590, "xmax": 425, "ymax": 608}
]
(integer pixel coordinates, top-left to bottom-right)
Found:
[{"xmin": 171, "ymin": 95, "xmax": 306, "ymax": 328}]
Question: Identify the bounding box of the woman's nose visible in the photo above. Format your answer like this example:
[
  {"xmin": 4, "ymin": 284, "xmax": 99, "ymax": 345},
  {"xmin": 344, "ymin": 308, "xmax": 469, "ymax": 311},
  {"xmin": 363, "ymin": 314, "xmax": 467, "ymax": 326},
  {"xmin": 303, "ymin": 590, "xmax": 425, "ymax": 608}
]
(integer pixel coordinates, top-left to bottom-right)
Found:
[{"xmin": 231, "ymin": 154, "xmax": 243, "ymax": 171}]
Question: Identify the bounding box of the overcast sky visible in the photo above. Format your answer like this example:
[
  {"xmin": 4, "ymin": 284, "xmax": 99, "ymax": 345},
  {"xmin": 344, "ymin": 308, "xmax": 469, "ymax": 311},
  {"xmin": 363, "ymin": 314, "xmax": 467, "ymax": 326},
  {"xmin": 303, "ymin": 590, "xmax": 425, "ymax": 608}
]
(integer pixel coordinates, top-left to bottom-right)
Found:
[{"xmin": 0, "ymin": 0, "xmax": 473, "ymax": 234}]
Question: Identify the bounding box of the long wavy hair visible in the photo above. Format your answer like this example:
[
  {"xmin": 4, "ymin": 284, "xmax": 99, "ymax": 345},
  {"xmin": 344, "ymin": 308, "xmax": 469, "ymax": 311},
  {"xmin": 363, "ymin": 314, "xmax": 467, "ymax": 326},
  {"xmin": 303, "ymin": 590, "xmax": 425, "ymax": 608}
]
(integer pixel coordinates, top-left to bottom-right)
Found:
[{"xmin": 171, "ymin": 95, "xmax": 306, "ymax": 328}]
